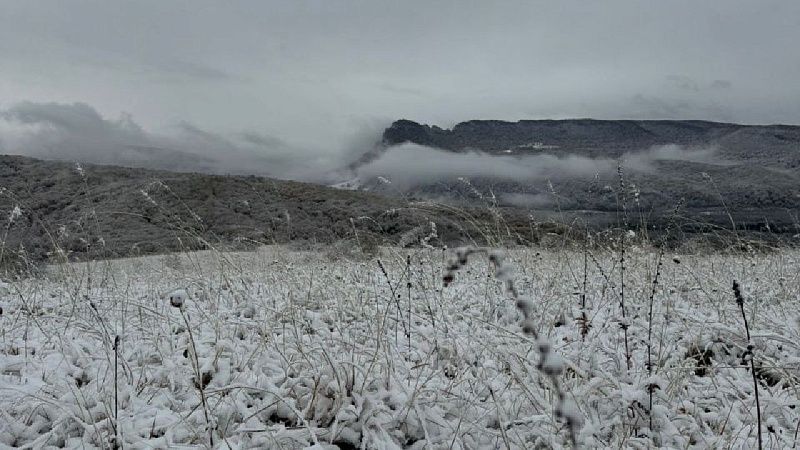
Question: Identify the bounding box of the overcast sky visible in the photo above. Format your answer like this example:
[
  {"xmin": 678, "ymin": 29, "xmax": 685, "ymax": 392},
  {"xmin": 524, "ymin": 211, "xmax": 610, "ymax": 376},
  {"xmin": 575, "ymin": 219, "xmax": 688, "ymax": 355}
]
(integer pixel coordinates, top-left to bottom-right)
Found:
[{"xmin": 1, "ymin": 0, "xmax": 798, "ymax": 174}]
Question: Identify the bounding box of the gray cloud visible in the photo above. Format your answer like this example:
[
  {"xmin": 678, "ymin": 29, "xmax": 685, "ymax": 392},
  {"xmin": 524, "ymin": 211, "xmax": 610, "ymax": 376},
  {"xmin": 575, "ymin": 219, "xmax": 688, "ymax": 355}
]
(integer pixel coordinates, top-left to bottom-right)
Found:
[
  {"xmin": 0, "ymin": 0, "xmax": 798, "ymax": 155},
  {"xmin": 151, "ymin": 60, "xmax": 235, "ymax": 82},
  {"xmin": 354, "ymin": 143, "xmax": 719, "ymax": 190},
  {"xmin": 0, "ymin": 101, "xmax": 349, "ymax": 180},
  {"xmin": 630, "ymin": 94, "xmax": 733, "ymax": 123},
  {"xmin": 710, "ymin": 80, "xmax": 733, "ymax": 90},
  {"xmin": 667, "ymin": 75, "xmax": 735, "ymax": 93},
  {"xmin": 356, "ymin": 144, "xmax": 611, "ymax": 189},
  {"xmin": 667, "ymin": 75, "xmax": 701, "ymax": 92}
]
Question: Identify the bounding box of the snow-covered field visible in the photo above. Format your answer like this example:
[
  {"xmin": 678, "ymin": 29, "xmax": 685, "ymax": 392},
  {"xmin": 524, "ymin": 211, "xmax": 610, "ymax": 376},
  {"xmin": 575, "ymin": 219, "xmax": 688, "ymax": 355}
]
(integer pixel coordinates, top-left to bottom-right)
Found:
[{"xmin": 1, "ymin": 245, "xmax": 798, "ymax": 449}]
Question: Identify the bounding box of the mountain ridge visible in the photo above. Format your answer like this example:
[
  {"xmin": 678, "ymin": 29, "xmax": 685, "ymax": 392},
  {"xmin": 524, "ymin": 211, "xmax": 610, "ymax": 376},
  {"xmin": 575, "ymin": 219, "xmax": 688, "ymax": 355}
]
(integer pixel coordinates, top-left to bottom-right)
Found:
[{"xmin": 380, "ymin": 118, "xmax": 800, "ymax": 158}]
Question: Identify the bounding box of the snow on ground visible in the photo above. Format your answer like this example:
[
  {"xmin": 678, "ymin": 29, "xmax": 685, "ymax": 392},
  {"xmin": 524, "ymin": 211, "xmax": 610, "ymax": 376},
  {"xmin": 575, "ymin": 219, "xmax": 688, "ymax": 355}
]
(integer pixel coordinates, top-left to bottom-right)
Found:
[{"xmin": 0, "ymin": 245, "xmax": 798, "ymax": 448}]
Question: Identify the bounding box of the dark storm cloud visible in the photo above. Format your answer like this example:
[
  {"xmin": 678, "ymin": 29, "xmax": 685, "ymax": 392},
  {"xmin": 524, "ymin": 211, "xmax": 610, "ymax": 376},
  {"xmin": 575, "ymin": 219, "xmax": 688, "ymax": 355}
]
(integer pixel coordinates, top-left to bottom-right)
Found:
[{"xmin": 0, "ymin": 0, "xmax": 798, "ymax": 176}]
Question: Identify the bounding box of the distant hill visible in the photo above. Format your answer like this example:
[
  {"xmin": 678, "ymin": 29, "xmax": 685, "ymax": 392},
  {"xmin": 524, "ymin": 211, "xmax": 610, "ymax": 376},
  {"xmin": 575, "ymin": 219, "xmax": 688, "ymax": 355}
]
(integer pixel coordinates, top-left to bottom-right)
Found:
[{"xmin": 1, "ymin": 155, "xmax": 533, "ymax": 270}]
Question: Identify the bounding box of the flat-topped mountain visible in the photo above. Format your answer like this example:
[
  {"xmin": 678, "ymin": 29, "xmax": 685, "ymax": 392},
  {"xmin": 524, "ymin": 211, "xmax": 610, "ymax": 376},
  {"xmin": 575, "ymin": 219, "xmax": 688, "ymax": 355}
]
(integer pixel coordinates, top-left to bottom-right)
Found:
[{"xmin": 382, "ymin": 119, "xmax": 800, "ymax": 160}]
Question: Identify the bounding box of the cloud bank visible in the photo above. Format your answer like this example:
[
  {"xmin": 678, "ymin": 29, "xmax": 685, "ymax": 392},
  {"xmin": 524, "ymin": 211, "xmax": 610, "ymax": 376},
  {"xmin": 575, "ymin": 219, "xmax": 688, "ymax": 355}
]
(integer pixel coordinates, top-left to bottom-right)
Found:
[
  {"xmin": 0, "ymin": 101, "xmax": 368, "ymax": 181},
  {"xmin": 354, "ymin": 143, "xmax": 719, "ymax": 190}
]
